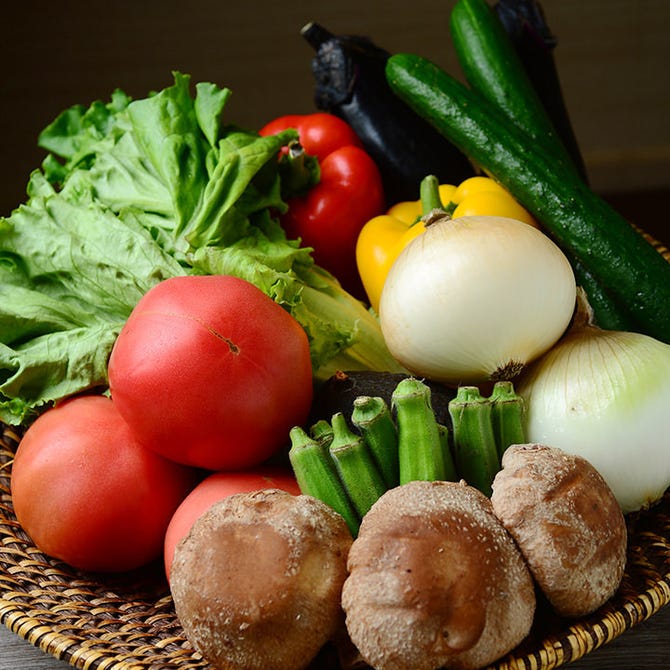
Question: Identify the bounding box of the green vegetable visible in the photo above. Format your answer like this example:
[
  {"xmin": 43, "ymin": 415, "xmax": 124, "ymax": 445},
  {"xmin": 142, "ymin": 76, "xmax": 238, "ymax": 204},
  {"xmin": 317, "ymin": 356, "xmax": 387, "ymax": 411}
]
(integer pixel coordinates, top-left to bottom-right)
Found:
[
  {"xmin": 385, "ymin": 53, "xmax": 670, "ymax": 344},
  {"xmin": 489, "ymin": 381, "xmax": 526, "ymax": 460},
  {"xmin": 288, "ymin": 425, "xmax": 359, "ymax": 535},
  {"xmin": 492, "ymin": 0, "xmax": 589, "ymax": 181},
  {"xmin": 437, "ymin": 423, "xmax": 454, "ymax": 477},
  {"xmin": 392, "ymin": 377, "xmax": 452, "ymax": 484},
  {"xmin": 448, "ymin": 386, "xmax": 499, "ymax": 496},
  {"xmin": 351, "ymin": 395, "xmax": 399, "ymax": 488},
  {"xmin": 450, "ymin": 0, "xmax": 576, "ymax": 173},
  {"xmin": 329, "ymin": 412, "xmax": 387, "ymax": 518},
  {"xmin": 290, "ymin": 377, "xmax": 529, "ymax": 529},
  {"xmin": 309, "ymin": 419, "xmax": 334, "ymax": 449},
  {"xmin": 0, "ymin": 73, "xmax": 402, "ymax": 425}
]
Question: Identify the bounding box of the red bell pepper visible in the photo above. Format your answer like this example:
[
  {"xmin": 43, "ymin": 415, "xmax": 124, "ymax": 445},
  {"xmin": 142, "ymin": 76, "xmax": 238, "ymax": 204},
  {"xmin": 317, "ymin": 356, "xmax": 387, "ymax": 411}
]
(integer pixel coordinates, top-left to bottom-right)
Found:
[{"xmin": 259, "ymin": 113, "xmax": 385, "ymax": 299}]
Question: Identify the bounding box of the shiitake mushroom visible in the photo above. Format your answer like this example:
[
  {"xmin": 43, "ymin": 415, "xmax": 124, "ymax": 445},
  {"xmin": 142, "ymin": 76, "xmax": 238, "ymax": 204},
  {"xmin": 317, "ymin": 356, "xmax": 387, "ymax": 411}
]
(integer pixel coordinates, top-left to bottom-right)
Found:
[
  {"xmin": 170, "ymin": 489, "xmax": 353, "ymax": 670},
  {"xmin": 491, "ymin": 444, "xmax": 627, "ymax": 618},
  {"xmin": 341, "ymin": 480, "xmax": 536, "ymax": 670}
]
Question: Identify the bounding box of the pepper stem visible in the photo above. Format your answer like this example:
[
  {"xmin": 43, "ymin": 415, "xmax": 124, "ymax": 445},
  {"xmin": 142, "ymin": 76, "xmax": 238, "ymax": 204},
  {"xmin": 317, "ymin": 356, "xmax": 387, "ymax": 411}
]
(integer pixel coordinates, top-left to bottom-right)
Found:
[
  {"xmin": 278, "ymin": 140, "xmax": 321, "ymax": 198},
  {"xmin": 419, "ymin": 174, "xmax": 451, "ymax": 226}
]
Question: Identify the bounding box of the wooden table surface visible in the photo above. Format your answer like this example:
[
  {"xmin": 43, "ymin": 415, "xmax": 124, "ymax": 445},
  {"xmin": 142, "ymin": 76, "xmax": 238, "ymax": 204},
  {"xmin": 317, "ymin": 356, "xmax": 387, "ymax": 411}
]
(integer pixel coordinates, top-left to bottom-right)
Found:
[{"xmin": 1, "ymin": 601, "xmax": 669, "ymax": 669}]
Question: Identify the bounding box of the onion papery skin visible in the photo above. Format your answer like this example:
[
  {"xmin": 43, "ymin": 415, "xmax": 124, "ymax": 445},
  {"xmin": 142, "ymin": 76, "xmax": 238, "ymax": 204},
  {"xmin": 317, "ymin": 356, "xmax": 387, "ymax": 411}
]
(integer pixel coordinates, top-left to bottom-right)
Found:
[
  {"xmin": 517, "ymin": 326, "xmax": 670, "ymax": 513},
  {"xmin": 379, "ymin": 216, "xmax": 576, "ymax": 385}
]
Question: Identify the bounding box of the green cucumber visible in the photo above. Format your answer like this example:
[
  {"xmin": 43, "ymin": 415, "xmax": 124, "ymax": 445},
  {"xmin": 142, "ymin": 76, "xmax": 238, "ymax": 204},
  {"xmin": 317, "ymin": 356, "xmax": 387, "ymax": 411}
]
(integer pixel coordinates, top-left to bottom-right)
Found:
[
  {"xmin": 492, "ymin": 0, "xmax": 589, "ymax": 182},
  {"xmin": 450, "ymin": 0, "xmax": 577, "ymax": 175},
  {"xmin": 385, "ymin": 53, "xmax": 670, "ymax": 344}
]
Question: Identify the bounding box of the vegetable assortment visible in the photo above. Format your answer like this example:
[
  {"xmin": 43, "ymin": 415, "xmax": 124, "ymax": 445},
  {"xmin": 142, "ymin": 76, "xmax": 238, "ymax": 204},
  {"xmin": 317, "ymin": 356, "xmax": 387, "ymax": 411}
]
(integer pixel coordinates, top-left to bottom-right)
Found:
[
  {"xmin": 1, "ymin": 1, "xmax": 669, "ymax": 669},
  {"xmin": 385, "ymin": 53, "xmax": 670, "ymax": 342},
  {"xmin": 0, "ymin": 73, "xmax": 402, "ymax": 426},
  {"xmin": 301, "ymin": 21, "xmax": 474, "ymax": 203},
  {"xmin": 356, "ymin": 174, "xmax": 536, "ymax": 311}
]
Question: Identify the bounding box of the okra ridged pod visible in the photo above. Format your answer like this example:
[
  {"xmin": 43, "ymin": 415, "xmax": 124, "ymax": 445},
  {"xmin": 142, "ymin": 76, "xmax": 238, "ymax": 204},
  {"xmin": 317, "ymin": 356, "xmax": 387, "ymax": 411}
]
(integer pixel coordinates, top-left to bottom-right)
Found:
[
  {"xmin": 329, "ymin": 412, "xmax": 388, "ymax": 519},
  {"xmin": 392, "ymin": 377, "xmax": 448, "ymax": 484},
  {"xmin": 437, "ymin": 422, "xmax": 458, "ymax": 482},
  {"xmin": 489, "ymin": 380, "xmax": 526, "ymax": 459},
  {"xmin": 288, "ymin": 426, "xmax": 360, "ymax": 536},
  {"xmin": 448, "ymin": 386, "xmax": 500, "ymax": 496},
  {"xmin": 351, "ymin": 395, "xmax": 399, "ymax": 489}
]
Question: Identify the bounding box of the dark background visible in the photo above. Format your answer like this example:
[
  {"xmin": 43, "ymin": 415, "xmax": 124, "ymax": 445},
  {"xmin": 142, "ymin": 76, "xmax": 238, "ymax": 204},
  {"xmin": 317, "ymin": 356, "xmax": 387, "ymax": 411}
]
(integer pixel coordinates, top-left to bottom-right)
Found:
[{"xmin": 2, "ymin": 0, "xmax": 669, "ymax": 245}]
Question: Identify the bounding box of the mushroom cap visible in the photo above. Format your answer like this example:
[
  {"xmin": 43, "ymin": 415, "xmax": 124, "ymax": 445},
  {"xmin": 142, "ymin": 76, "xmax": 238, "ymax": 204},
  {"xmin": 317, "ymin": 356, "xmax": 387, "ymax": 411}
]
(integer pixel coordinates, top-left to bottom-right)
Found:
[
  {"xmin": 491, "ymin": 444, "xmax": 627, "ymax": 617},
  {"xmin": 170, "ymin": 489, "xmax": 352, "ymax": 670},
  {"xmin": 342, "ymin": 480, "xmax": 536, "ymax": 670}
]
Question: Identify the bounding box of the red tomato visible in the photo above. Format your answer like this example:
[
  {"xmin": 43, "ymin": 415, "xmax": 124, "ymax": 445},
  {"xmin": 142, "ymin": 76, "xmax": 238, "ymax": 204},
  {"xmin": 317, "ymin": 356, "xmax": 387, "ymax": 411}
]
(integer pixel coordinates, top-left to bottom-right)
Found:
[
  {"xmin": 10, "ymin": 395, "xmax": 197, "ymax": 573},
  {"xmin": 107, "ymin": 275, "xmax": 313, "ymax": 471},
  {"xmin": 163, "ymin": 467, "xmax": 300, "ymax": 580}
]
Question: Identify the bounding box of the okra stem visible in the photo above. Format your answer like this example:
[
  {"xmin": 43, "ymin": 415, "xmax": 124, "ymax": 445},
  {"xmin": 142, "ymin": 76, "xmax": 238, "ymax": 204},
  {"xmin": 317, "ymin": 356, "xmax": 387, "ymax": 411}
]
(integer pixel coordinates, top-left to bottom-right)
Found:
[
  {"xmin": 489, "ymin": 380, "xmax": 526, "ymax": 459},
  {"xmin": 329, "ymin": 412, "xmax": 388, "ymax": 519},
  {"xmin": 288, "ymin": 426, "xmax": 360, "ymax": 536},
  {"xmin": 448, "ymin": 386, "xmax": 500, "ymax": 496},
  {"xmin": 392, "ymin": 377, "xmax": 447, "ymax": 484},
  {"xmin": 351, "ymin": 395, "xmax": 399, "ymax": 488},
  {"xmin": 310, "ymin": 419, "xmax": 334, "ymax": 450}
]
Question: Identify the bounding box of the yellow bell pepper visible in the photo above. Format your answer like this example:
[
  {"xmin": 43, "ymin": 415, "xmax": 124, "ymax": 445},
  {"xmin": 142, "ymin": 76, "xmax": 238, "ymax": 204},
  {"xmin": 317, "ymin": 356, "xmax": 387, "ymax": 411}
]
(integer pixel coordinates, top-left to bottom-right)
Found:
[{"xmin": 356, "ymin": 176, "xmax": 537, "ymax": 311}]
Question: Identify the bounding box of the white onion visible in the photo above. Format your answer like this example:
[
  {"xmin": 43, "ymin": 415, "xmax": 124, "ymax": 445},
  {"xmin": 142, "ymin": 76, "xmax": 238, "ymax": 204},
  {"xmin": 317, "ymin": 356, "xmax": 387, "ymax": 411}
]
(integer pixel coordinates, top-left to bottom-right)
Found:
[
  {"xmin": 517, "ymin": 294, "xmax": 670, "ymax": 513},
  {"xmin": 379, "ymin": 215, "xmax": 576, "ymax": 385}
]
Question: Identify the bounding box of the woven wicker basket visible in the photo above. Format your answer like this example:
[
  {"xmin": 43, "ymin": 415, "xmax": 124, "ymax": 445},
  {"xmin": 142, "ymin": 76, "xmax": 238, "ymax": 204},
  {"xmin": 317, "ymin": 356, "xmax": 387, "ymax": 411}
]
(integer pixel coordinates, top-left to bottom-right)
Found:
[{"xmin": 1, "ymin": 239, "xmax": 669, "ymax": 670}]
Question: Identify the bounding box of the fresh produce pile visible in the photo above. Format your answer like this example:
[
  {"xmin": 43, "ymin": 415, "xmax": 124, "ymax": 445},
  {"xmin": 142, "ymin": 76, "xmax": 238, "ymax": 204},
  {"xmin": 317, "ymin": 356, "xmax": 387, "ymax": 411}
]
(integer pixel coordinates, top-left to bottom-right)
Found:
[{"xmin": 1, "ymin": 0, "xmax": 670, "ymax": 669}]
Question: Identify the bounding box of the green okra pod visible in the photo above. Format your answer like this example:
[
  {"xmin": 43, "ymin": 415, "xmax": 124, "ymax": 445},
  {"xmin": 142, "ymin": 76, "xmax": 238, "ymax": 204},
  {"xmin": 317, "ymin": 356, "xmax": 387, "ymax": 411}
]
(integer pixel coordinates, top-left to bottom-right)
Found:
[
  {"xmin": 288, "ymin": 425, "xmax": 360, "ymax": 535},
  {"xmin": 351, "ymin": 395, "xmax": 399, "ymax": 488},
  {"xmin": 328, "ymin": 412, "xmax": 388, "ymax": 519},
  {"xmin": 392, "ymin": 377, "xmax": 448, "ymax": 484},
  {"xmin": 489, "ymin": 380, "xmax": 526, "ymax": 459},
  {"xmin": 437, "ymin": 422, "xmax": 458, "ymax": 482},
  {"xmin": 448, "ymin": 386, "xmax": 500, "ymax": 496}
]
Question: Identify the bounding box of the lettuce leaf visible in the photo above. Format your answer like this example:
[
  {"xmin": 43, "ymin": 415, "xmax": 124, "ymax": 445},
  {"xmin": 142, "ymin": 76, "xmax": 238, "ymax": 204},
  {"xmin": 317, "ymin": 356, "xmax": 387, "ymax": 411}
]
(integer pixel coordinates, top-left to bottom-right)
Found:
[{"xmin": 0, "ymin": 72, "xmax": 402, "ymax": 425}]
